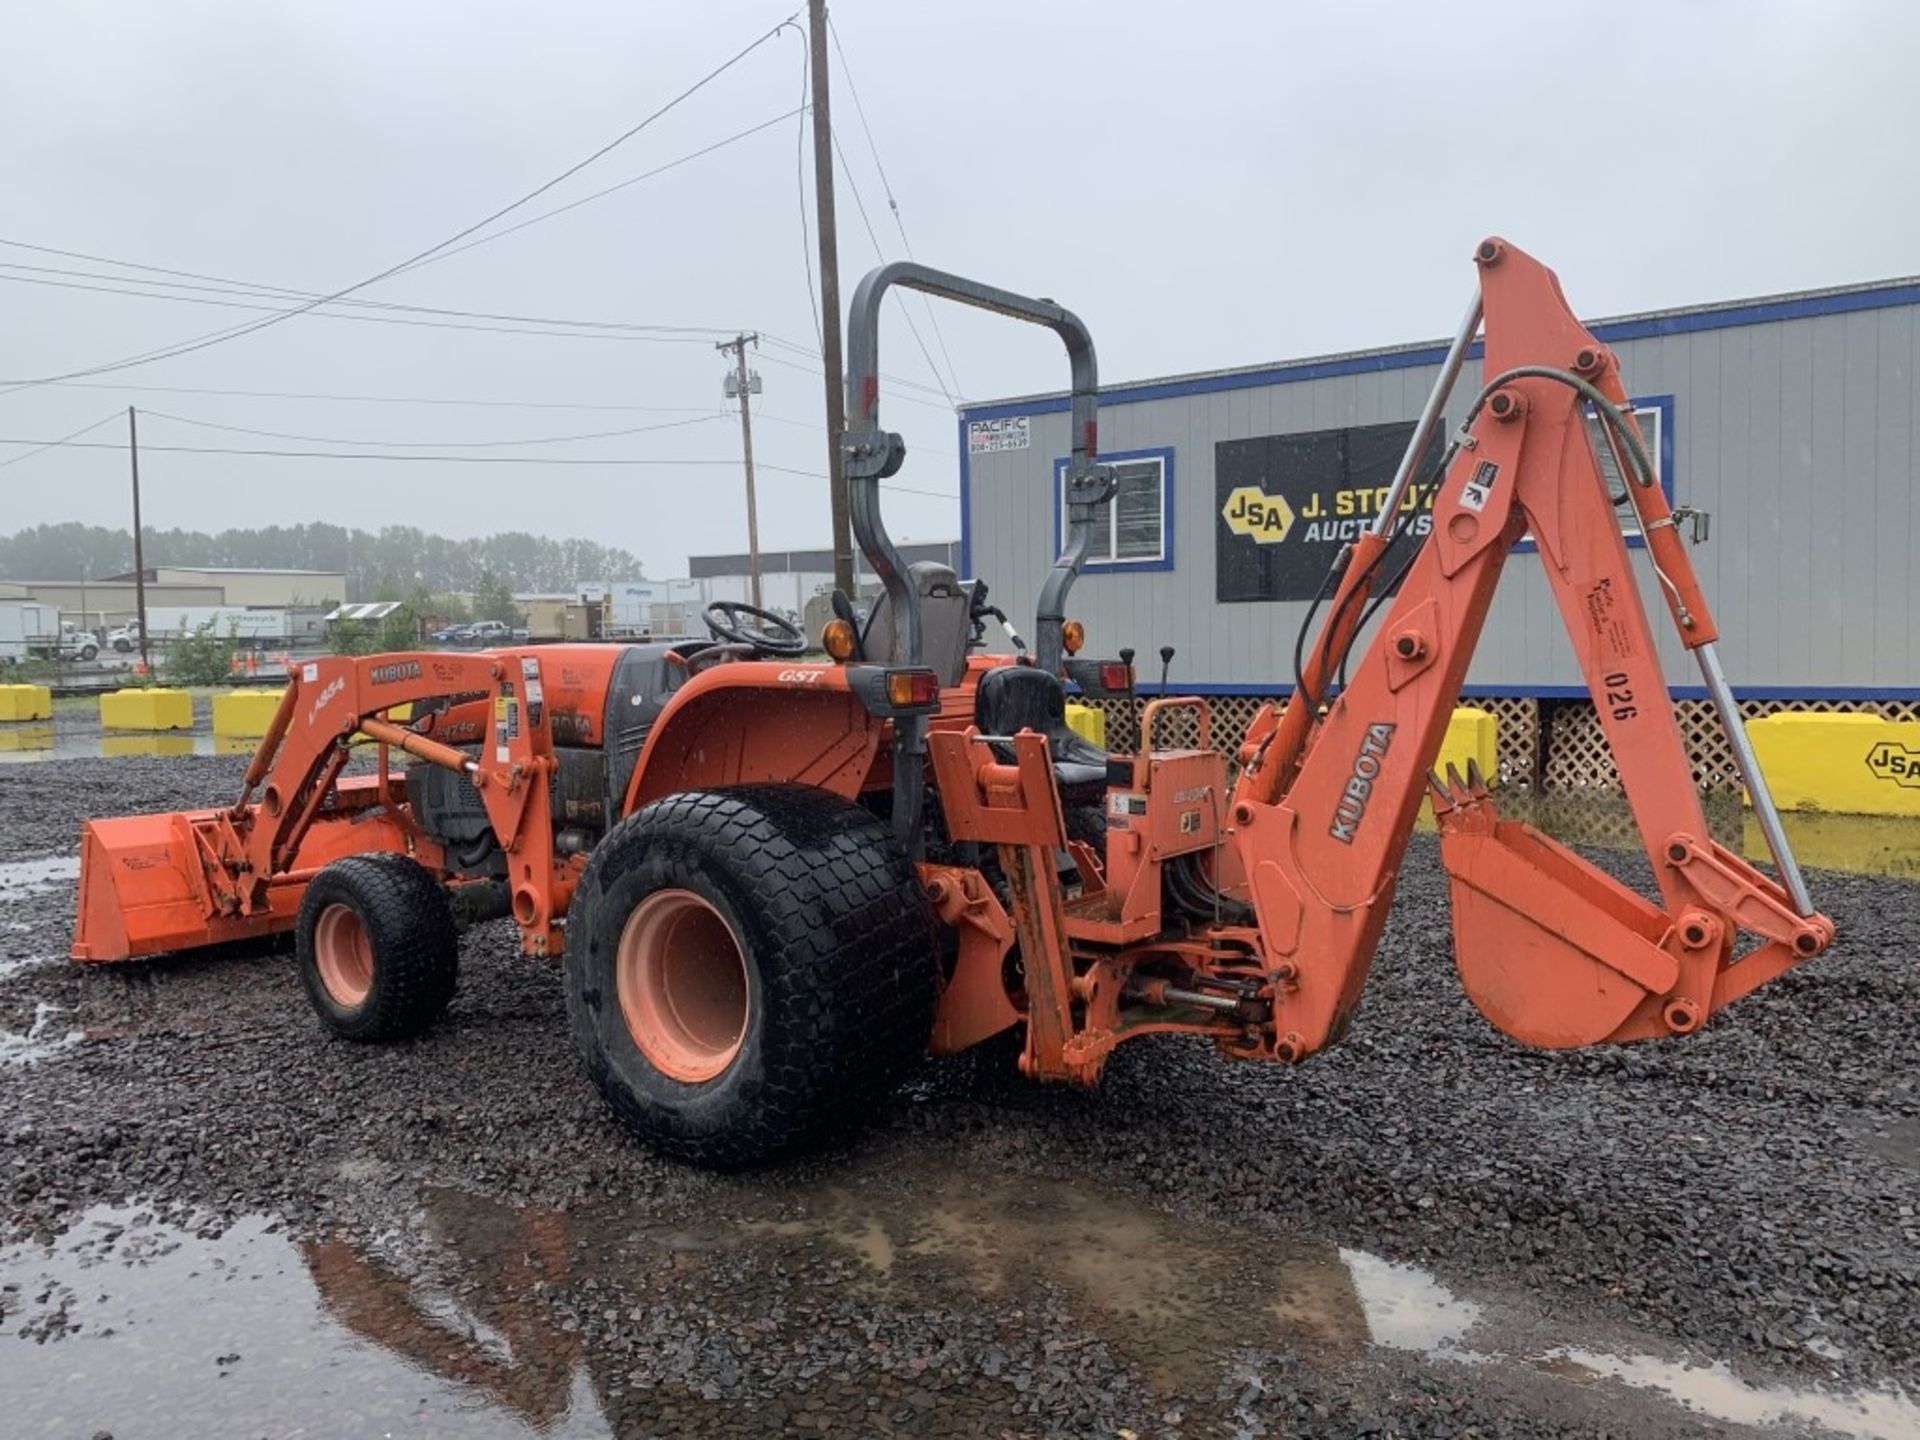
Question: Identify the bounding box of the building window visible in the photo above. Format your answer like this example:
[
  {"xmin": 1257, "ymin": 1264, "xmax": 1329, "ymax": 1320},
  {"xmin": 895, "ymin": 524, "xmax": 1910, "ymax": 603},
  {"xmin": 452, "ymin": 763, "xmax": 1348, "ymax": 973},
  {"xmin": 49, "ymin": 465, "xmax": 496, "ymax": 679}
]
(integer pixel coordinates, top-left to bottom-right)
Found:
[
  {"xmin": 1584, "ymin": 396, "xmax": 1672, "ymax": 538},
  {"xmin": 1054, "ymin": 447, "xmax": 1174, "ymax": 572},
  {"xmin": 1516, "ymin": 395, "xmax": 1673, "ymax": 551}
]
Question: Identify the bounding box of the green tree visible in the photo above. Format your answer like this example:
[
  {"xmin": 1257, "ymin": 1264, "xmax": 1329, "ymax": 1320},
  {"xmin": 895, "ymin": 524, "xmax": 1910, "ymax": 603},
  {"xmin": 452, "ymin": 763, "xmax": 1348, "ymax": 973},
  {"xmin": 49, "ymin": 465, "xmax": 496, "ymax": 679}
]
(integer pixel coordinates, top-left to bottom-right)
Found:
[
  {"xmin": 471, "ymin": 572, "xmax": 523, "ymax": 626},
  {"xmin": 326, "ymin": 619, "xmax": 380, "ymax": 656},
  {"xmin": 165, "ymin": 617, "xmax": 241, "ymax": 686}
]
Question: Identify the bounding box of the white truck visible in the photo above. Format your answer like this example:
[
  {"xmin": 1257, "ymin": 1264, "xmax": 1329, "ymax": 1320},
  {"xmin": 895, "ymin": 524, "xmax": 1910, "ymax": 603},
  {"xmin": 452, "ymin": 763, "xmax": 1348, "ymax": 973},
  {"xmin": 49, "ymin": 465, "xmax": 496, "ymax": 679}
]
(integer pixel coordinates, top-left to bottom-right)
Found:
[{"xmin": 0, "ymin": 601, "xmax": 95, "ymax": 663}]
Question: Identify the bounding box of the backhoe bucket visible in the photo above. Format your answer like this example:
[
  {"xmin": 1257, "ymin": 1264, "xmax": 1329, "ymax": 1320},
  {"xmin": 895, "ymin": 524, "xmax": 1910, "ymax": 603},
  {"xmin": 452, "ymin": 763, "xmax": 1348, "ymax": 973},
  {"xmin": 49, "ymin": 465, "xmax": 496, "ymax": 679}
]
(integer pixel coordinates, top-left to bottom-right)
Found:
[
  {"xmin": 1428, "ymin": 760, "xmax": 1695, "ymax": 1048},
  {"xmin": 1437, "ymin": 806, "xmax": 1681, "ymax": 1048}
]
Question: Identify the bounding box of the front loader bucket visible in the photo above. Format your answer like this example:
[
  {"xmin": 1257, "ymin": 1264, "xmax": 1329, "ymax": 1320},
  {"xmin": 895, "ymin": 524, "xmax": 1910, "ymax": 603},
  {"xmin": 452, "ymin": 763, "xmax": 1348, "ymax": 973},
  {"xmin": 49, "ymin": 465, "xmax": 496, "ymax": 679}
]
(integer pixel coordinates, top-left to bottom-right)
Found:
[
  {"xmin": 73, "ymin": 778, "xmax": 414, "ymax": 963},
  {"xmin": 72, "ymin": 809, "xmax": 302, "ymax": 963}
]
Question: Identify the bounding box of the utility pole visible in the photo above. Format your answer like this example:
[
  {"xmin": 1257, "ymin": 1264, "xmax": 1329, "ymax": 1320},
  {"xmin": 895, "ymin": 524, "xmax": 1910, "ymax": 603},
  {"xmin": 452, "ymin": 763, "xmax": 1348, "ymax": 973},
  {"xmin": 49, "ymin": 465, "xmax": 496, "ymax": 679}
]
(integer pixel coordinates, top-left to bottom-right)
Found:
[
  {"xmin": 127, "ymin": 407, "xmax": 150, "ymax": 673},
  {"xmin": 809, "ymin": 0, "xmax": 854, "ymax": 597},
  {"xmin": 720, "ymin": 334, "xmax": 763, "ymax": 609}
]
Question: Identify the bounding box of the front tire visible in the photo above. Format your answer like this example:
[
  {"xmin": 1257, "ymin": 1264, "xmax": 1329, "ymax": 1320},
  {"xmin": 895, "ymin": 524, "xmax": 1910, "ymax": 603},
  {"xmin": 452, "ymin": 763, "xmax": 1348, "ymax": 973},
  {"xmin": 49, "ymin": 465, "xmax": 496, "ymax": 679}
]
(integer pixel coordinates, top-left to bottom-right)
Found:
[
  {"xmin": 566, "ymin": 785, "xmax": 938, "ymax": 1169},
  {"xmin": 296, "ymin": 854, "xmax": 459, "ymax": 1042}
]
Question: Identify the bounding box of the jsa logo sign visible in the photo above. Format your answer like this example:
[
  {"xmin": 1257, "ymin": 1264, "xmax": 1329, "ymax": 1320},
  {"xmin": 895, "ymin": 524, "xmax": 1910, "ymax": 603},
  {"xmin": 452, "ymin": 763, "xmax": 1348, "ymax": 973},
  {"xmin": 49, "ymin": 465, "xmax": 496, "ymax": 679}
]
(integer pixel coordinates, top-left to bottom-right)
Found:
[
  {"xmin": 1221, "ymin": 486, "xmax": 1295, "ymax": 544},
  {"xmin": 1867, "ymin": 741, "xmax": 1920, "ymax": 788}
]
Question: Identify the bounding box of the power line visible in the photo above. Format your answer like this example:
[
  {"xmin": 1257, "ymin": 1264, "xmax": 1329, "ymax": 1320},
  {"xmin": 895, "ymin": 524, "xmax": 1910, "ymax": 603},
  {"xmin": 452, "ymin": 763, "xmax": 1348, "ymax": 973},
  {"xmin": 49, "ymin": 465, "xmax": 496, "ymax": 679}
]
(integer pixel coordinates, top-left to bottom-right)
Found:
[
  {"xmin": 0, "ymin": 14, "xmax": 799, "ymax": 394},
  {"xmin": 0, "ymin": 429, "xmax": 955, "ymax": 498},
  {"xmin": 792, "ymin": 36, "xmax": 822, "ymax": 352},
  {"xmin": 0, "ymin": 245, "xmax": 735, "ymax": 335},
  {"xmin": 400, "ymin": 106, "xmax": 805, "ymax": 272},
  {"xmin": 0, "ymin": 436, "xmax": 798, "ymax": 466},
  {"xmin": 826, "ymin": 13, "xmax": 963, "ymax": 396},
  {"xmin": 752, "ymin": 348, "xmax": 956, "ymax": 413},
  {"xmin": 40, "ymin": 378, "xmax": 726, "ymax": 413},
  {"xmin": 138, "ymin": 408, "xmax": 729, "ymax": 449},
  {"xmin": 827, "ymin": 128, "xmax": 954, "ymax": 407},
  {"xmin": 1, "ymin": 244, "xmax": 957, "ymax": 402},
  {"xmin": 0, "ymin": 271, "xmax": 731, "ymax": 348},
  {"xmin": 0, "ymin": 411, "xmax": 123, "ymax": 470}
]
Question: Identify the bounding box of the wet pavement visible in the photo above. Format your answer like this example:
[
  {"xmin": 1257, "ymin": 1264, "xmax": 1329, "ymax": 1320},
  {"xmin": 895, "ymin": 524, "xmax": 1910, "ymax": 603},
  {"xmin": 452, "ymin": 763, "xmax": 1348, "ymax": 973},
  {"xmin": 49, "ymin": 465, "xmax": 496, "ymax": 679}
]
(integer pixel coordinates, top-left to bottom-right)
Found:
[
  {"xmin": 8, "ymin": 1163, "xmax": 1919, "ymax": 1439},
  {"xmin": 1, "ymin": 751, "xmax": 1918, "ymax": 1437}
]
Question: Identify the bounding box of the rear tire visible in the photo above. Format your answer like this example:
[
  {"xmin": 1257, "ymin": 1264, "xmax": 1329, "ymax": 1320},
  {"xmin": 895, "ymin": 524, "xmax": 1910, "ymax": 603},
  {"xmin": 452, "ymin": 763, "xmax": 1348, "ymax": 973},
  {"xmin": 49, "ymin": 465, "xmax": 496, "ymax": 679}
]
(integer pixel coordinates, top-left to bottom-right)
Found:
[
  {"xmin": 296, "ymin": 854, "xmax": 459, "ymax": 1042},
  {"xmin": 565, "ymin": 785, "xmax": 938, "ymax": 1169}
]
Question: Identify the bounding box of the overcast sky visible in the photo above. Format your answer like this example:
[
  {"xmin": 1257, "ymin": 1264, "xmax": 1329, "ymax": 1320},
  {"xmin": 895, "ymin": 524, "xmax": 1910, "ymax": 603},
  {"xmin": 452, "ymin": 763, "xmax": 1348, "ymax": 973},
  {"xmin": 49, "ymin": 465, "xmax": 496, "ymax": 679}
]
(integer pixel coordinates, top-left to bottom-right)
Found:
[{"xmin": 2, "ymin": 1, "xmax": 1913, "ymax": 580}]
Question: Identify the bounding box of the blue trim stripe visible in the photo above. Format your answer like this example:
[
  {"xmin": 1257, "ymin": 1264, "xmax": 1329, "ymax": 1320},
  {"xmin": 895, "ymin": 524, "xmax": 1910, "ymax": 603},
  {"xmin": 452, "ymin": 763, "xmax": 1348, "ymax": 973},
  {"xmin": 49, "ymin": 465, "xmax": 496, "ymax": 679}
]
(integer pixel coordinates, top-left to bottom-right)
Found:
[
  {"xmin": 957, "ymin": 412, "xmax": 973, "ymax": 576},
  {"xmin": 1115, "ymin": 681, "xmax": 1920, "ymax": 702},
  {"xmin": 956, "ymin": 279, "xmax": 1920, "ymax": 424}
]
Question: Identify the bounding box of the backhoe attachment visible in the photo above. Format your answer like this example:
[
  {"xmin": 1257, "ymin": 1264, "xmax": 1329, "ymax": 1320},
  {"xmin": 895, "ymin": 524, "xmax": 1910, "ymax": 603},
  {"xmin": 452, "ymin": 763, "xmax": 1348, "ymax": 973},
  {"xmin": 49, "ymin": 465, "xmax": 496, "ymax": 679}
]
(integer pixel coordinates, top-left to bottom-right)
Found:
[{"xmin": 1227, "ymin": 236, "xmax": 1834, "ymax": 1060}]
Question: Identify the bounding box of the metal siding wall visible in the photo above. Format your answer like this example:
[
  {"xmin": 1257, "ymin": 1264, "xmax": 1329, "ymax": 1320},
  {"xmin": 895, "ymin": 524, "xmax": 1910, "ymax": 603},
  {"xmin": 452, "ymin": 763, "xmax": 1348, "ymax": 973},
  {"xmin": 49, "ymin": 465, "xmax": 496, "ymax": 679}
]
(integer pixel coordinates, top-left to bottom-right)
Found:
[{"xmin": 963, "ymin": 302, "xmax": 1919, "ymax": 693}]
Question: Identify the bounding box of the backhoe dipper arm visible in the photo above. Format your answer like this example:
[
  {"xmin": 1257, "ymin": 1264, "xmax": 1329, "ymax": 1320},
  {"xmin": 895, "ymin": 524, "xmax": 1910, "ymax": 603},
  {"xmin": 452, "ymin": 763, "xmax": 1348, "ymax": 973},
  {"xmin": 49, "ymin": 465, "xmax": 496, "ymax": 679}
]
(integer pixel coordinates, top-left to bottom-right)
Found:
[{"xmin": 1228, "ymin": 238, "xmax": 1833, "ymax": 1063}]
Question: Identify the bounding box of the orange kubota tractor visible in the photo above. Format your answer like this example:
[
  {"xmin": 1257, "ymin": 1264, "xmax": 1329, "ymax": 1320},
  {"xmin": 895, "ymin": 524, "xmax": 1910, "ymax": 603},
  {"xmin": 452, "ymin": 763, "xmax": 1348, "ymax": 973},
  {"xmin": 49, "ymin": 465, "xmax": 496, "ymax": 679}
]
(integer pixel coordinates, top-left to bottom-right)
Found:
[{"xmin": 72, "ymin": 240, "xmax": 1834, "ymax": 1167}]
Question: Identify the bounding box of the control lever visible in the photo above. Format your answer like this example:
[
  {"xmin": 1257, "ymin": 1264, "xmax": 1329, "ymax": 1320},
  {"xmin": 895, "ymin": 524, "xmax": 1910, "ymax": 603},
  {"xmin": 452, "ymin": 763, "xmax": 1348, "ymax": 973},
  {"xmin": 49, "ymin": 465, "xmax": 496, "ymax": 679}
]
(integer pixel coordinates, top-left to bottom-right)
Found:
[{"xmin": 1158, "ymin": 644, "xmax": 1176, "ymax": 693}]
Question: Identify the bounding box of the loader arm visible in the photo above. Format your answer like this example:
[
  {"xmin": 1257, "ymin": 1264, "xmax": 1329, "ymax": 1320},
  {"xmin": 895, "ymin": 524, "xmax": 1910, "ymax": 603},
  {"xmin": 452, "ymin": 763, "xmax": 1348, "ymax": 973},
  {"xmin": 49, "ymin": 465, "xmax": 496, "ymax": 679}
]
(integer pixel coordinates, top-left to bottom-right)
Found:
[
  {"xmin": 74, "ymin": 650, "xmax": 569, "ymax": 963},
  {"xmin": 1227, "ymin": 237, "xmax": 1833, "ymax": 1060}
]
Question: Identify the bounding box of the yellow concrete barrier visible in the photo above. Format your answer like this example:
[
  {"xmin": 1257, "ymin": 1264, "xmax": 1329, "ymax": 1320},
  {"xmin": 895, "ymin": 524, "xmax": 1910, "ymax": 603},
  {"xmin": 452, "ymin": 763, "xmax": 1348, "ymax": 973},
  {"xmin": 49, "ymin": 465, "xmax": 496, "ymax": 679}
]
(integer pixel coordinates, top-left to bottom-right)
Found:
[
  {"xmin": 100, "ymin": 688, "xmax": 193, "ymax": 731},
  {"xmin": 0, "ymin": 683, "xmax": 51, "ymax": 722},
  {"xmin": 0, "ymin": 722, "xmax": 52, "ymax": 753},
  {"xmin": 102, "ymin": 733, "xmax": 196, "ymax": 757},
  {"xmin": 212, "ymin": 688, "xmax": 285, "ymax": 738},
  {"xmin": 1064, "ymin": 702, "xmax": 1107, "ymax": 750},
  {"xmin": 1435, "ymin": 706, "xmax": 1498, "ymax": 784},
  {"xmin": 1745, "ymin": 712, "xmax": 1920, "ymax": 817}
]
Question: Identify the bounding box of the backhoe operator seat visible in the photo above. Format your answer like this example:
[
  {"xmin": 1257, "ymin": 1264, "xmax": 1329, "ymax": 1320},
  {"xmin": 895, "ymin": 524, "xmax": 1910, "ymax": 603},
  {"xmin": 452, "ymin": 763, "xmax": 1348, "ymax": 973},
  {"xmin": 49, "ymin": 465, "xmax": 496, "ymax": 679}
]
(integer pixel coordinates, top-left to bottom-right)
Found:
[{"xmin": 973, "ymin": 664, "xmax": 1110, "ymax": 794}]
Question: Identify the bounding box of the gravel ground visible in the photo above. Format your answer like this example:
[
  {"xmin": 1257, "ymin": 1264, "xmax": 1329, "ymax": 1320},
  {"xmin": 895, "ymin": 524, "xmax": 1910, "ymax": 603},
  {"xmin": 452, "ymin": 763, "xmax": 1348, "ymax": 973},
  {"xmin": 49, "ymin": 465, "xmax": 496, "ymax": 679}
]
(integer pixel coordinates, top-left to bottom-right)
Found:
[{"xmin": 1, "ymin": 753, "xmax": 1916, "ymax": 1439}]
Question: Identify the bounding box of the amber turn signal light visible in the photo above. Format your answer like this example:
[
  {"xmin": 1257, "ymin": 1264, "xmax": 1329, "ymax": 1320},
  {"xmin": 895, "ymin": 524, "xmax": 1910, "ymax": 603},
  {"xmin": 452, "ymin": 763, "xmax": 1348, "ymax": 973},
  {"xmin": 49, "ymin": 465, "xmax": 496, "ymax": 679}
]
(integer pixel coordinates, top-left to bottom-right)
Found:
[
  {"xmin": 885, "ymin": 668, "xmax": 941, "ymax": 709},
  {"xmin": 822, "ymin": 618, "xmax": 856, "ymax": 662},
  {"xmin": 1062, "ymin": 619, "xmax": 1085, "ymax": 655}
]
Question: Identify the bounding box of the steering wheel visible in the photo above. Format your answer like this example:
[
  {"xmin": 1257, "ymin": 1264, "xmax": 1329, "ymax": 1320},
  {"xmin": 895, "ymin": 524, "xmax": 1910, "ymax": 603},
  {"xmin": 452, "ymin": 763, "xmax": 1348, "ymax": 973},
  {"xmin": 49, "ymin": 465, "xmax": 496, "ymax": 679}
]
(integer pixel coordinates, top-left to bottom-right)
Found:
[{"xmin": 703, "ymin": 600, "xmax": 807, "ymax": 656}]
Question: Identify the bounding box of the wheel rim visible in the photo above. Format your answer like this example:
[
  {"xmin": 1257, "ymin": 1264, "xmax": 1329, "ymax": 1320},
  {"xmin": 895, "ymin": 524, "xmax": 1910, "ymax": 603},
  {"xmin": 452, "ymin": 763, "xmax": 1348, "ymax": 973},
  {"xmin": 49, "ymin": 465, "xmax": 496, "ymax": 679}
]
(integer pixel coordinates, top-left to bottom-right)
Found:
[
  {"xmin": 615, "ymin": 888, "xmax": 750, "ymax": 1084},
  {"xmin": 313, "ymin": 902, "xmax": 374, "ymax": 1008}
]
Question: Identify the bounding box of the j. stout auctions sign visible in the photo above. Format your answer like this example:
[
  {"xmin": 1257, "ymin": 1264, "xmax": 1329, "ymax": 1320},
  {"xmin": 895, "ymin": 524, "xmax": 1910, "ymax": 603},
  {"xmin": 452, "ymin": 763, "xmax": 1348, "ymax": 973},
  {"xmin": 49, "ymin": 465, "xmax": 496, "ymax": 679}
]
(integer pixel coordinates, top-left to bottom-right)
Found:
[{"xmin": 1215, "ymin": 421, "xmax": 1442, "ymax": 604}]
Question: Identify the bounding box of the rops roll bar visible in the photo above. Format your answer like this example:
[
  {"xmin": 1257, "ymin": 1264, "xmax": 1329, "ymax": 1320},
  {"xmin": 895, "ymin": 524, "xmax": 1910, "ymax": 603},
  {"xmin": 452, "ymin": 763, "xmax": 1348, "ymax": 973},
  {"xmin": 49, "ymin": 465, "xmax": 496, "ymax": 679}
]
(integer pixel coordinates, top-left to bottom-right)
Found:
[{"xmin": 841, "ymin": 262, "xmax": 1112, "ymax": 677}]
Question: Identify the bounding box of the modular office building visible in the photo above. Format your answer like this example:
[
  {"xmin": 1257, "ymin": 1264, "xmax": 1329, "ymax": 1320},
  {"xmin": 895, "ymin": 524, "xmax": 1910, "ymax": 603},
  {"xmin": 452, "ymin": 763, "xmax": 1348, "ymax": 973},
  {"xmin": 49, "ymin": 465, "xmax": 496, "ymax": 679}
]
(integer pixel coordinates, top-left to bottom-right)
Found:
[{"xmin": 957, "ymin": 274, "xmax": 1920, "ymax": 785}]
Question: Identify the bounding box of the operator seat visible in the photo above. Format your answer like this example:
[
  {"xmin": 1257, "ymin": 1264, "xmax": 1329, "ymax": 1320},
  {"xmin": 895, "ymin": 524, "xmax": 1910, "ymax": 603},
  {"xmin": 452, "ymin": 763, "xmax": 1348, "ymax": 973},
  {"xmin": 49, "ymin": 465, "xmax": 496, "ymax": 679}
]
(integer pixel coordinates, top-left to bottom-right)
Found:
[
  {"xmin": 858, "ymin": 562, "xmax": 973, "ymax": 686},
  {"xmin": 973, "ymin": 664, "xmax": 1110, "ymax": 794}
]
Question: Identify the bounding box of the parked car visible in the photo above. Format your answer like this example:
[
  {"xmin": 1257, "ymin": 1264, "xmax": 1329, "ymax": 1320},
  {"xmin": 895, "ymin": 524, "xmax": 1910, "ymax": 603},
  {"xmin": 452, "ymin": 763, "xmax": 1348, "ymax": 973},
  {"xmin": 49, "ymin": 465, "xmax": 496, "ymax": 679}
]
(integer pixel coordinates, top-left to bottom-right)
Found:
[
  {"xmin": 428, "ymin": 623, "xmax": 471, "ymax": 644},
  {"xmin": 465, "ymin": 620, "xmax": 513, "ymax": 645}
]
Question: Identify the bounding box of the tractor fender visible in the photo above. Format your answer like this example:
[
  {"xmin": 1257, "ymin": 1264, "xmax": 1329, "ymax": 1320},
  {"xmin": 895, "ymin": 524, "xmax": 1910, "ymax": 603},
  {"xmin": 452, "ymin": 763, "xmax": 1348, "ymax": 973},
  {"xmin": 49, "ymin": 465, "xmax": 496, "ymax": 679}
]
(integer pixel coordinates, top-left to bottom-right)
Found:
[{"xmin": 621, "ymin": 663, "xmax": 888, "ymax": 817}]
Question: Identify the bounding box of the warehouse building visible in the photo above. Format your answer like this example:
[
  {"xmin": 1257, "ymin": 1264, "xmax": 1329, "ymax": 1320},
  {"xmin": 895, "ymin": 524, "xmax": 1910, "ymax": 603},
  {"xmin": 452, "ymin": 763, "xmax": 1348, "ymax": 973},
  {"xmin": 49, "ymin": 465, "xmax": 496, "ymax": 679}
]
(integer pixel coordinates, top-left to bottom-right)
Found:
[{"xmin": 958, "ymin": 274, "xmax": 1920, "ymax": 786}]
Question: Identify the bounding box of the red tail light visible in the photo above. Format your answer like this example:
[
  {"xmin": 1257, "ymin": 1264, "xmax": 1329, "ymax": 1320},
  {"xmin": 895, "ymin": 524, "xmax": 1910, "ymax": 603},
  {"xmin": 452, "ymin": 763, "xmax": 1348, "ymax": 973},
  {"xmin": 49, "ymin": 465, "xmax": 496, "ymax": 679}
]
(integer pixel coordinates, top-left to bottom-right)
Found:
[
  {"xmin": 1100, "ymin": 661, "xmax": 1133, "ymax": 692},
  {"xmin": 885, "ymin": 668, "xmax": 941, "ymax": 709}
]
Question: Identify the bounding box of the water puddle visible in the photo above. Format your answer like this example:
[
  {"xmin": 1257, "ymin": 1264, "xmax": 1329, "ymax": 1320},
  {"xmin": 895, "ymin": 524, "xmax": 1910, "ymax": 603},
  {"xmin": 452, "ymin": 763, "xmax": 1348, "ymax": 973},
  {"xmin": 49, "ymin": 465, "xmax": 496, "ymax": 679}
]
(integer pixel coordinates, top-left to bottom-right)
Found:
[
  {"xmin": 1535, "ymin": 1348, "xmax": 1920, "ymax": 1440},
  {"xmin": 0, "ymin": 725, "xmax": 245, "ymax": 764},
  {"xmin": 3, "ymin": 1169, "xmax": 1914, "ymax": 1439},
  {"xmin": 0, "ymin": 1205, "xmax": 610, "ymax": 1440},
  {"xmin": 1337, "ymin": 1246, "xmax": 1482, "ymax": 1355},
  {"xmin": 0, "ymin": 853, "xmax": 80, "ymax": 898},
  {"xmin": 0, "ymin": 1000, "xmax": 80, "ymax": 1065}
]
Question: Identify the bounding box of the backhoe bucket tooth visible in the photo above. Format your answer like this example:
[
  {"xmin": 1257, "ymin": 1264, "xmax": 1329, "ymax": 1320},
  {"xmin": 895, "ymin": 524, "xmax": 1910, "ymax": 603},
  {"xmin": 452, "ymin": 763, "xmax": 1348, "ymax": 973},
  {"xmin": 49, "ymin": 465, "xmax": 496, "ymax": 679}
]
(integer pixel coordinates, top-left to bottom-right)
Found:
[
  {"xmin": 1436, "ymin": 810, "xmax": 1680, "ymax": 1048},
  {"xmin": 1425, "ymin": 769, "xmax": 1456, "ymax": 815},
  {"xmin": 1465, "ymin": 757, "xmax": 1488, "ymax": 800}
]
